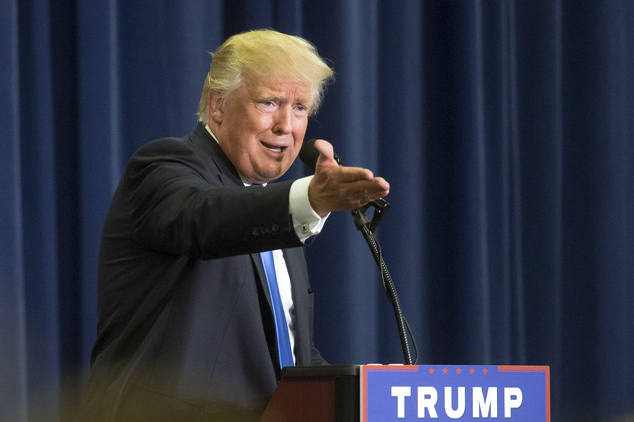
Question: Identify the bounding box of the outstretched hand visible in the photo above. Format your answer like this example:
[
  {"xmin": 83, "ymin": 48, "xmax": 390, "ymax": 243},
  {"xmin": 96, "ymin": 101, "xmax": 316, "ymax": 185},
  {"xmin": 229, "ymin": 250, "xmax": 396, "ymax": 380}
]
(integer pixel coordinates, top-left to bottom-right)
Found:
[{"xmin": 308, "ymin": 139, "xmax": 390, "ymax": 217}]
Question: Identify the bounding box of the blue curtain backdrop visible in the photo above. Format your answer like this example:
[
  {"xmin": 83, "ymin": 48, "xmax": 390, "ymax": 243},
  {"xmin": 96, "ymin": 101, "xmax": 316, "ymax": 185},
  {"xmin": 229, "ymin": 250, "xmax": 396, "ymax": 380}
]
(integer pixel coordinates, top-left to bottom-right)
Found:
[{"xmin": 1, "ymin": 0, "xmax": 633, "ymax": 421}]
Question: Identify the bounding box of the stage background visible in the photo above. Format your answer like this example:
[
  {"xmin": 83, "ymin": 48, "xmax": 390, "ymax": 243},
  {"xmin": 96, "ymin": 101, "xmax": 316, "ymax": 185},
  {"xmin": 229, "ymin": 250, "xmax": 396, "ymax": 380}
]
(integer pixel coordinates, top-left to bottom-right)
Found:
[{"xmin": 1, "ymin": 1, "xmax": 632, "ymax": 421}]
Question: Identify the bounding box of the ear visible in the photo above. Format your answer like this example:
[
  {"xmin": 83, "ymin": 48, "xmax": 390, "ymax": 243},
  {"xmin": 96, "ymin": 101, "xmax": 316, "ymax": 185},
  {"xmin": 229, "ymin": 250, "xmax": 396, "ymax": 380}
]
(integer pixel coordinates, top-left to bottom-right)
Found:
[{"xmin": 208, "ymin": 90, "xmax": 224, "ymax": 124}]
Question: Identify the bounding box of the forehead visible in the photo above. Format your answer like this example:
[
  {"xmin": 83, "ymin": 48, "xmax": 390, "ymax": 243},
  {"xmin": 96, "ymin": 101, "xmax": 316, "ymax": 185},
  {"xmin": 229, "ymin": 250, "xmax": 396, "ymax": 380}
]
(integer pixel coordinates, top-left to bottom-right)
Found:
[{"xmin": 243, "ymin": 74, "xmax": 311, "ymax": 102}]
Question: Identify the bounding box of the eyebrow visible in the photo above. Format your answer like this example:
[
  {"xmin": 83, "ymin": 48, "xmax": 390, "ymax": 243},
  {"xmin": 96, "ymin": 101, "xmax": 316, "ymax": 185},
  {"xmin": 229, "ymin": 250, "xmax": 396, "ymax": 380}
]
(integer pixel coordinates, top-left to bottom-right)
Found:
[{"xmin": 256, "ymin": 92, "xmax": 311, "ymax": 107}]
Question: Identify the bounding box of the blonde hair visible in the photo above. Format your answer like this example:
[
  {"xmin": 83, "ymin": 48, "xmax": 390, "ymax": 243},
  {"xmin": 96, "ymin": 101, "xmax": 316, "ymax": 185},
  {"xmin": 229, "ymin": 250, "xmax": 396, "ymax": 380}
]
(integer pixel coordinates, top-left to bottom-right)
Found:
[{"xmin": 198, "ymin": 29, "xmax": 334, "ymax": 123}]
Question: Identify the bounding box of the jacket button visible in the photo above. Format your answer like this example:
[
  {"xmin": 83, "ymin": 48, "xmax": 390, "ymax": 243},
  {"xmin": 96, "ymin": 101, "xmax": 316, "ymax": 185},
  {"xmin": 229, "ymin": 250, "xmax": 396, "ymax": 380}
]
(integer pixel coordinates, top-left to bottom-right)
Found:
[
  {"xmin": 271, "ymin": 224, "xmax": 280, "ymax": 233},
  {"xmin": 252, "ymin": 228, "xmax": 260, "ymax": 236}
]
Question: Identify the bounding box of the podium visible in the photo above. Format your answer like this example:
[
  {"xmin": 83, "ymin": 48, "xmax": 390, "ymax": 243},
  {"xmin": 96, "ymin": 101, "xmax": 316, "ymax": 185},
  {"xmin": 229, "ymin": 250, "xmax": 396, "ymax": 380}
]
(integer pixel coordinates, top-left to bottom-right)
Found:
[
  {"xmin": 260, "ymin": 365, "xmax": 360, "ymax": 422},
  {"xmin": 261, "ymin": 364, "xmax": 550, "ymax": 421}
]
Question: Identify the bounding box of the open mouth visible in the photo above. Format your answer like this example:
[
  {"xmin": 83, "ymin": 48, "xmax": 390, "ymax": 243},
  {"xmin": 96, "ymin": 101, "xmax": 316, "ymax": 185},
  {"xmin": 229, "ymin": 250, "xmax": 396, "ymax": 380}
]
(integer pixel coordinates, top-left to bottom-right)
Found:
[{"xmin": 262, "ymin": 142, "xmax": 287, "ymax": 153}]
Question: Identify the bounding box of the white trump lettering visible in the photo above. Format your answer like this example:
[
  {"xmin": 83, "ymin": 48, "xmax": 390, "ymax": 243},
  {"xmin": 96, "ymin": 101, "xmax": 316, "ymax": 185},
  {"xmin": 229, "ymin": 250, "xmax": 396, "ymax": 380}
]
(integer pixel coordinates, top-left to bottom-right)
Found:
[
  {"xmin": 418, "ymin": 386, "xmax": 439, "ymax": 418},
  {"xmin": 473, "ymin": 387, "xmax": 498, "ymax": 417},
  {"xmin": 389, "ymin": 385, "xmax": 524, "ymax": 419},
  {"xmin": 504, "ymin": 387, "xmax": 523, "ymax": 417},
  {"xmin": 391, "ymin": 386, "xmax": 411, "ymax": 418},
  {"xmin": 444, "ymin": 387, "xmax": 466, "ymax": 418}
]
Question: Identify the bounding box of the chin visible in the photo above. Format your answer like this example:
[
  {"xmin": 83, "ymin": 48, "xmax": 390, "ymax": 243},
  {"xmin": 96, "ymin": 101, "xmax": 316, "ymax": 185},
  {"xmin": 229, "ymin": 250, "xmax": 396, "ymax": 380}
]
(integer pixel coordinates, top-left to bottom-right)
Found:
[{"xmin": 260, "ymin": 165, "xmax": 289, "ymax": 182}]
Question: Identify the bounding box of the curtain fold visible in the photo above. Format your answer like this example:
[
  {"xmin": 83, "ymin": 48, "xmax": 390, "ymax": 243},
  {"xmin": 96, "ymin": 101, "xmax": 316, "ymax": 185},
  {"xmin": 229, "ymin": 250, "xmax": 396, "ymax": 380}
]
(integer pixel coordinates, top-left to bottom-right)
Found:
[
  {"xmin": 0, "ymin": 1, "xmax": 26, "ymax": 420},
  {"xmin": 1, "ymin": 1, "xmax": 633, "ymax": 420}
]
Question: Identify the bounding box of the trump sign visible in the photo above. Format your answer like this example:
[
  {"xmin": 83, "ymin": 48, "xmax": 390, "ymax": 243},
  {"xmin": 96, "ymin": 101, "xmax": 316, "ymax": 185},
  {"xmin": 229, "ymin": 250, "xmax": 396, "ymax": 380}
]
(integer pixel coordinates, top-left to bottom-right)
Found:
[{"xmin": 362, "ymin": 365, "xmax": 550, "ymax": 421}]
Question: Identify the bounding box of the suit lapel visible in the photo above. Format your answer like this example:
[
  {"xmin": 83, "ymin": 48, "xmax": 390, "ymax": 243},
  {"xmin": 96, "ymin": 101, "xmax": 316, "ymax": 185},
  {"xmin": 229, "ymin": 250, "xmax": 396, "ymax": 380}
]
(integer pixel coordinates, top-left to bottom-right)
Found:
[{"xmin": 252, "ymin": 252, "xmax": 273, "ymax": 309}]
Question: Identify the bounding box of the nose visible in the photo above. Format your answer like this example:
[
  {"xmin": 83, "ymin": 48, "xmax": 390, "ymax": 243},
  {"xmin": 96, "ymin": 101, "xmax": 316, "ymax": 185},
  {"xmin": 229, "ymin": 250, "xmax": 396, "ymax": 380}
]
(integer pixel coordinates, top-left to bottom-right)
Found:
[{"xmin": 272, "ymin": 107, "xmax": 293, "ymax": 135}]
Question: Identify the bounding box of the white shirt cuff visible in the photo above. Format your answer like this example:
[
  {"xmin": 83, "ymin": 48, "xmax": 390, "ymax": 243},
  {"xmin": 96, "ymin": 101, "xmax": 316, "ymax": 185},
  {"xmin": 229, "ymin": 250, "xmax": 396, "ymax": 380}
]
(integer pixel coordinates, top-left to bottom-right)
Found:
[{"xmin": 289, "ymin": 176, "xmax": 329, "ymax": 242}]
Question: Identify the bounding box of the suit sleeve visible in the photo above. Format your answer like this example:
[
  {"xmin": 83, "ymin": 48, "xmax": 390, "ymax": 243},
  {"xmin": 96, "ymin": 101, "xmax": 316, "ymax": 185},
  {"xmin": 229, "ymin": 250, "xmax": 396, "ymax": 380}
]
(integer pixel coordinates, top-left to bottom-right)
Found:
[{"xmin": 123, "ymin": 138, "xmax": 303, "ymax": 259}]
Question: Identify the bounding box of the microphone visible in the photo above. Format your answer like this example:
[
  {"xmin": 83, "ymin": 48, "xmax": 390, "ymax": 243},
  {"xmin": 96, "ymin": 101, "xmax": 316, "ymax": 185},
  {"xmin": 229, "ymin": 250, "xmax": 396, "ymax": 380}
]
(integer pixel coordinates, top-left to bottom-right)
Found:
[
  {"xmin": 299, "ymin": 138, "xmax": 341, "ymax": 171},
  {"xmin": 299, "ymin": 138, "xmax": 319, "ymax": 171}
]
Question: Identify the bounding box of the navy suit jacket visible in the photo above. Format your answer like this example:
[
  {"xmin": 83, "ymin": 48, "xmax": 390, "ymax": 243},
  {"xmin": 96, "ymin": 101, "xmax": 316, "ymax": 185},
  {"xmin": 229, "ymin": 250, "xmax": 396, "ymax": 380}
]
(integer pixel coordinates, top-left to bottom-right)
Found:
[{"xmin": 78, "ymin": 124, "xmax": 326, "ymax": 421}]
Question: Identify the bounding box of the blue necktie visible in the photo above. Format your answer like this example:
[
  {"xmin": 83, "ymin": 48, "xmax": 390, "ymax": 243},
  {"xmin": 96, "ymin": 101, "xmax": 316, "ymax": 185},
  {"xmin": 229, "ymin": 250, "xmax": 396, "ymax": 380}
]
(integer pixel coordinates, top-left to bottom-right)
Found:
[{"xmin": 260, "ymin": 250, "xmax": 295, "ymax": 369}]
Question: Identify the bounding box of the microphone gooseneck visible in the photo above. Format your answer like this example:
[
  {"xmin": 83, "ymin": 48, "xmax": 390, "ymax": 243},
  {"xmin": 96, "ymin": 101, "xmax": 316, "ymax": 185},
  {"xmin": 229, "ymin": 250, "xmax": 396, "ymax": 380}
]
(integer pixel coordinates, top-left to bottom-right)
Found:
[{"xmin": 300, "ymin": 138, "xmax": 418, "ymax": 365}]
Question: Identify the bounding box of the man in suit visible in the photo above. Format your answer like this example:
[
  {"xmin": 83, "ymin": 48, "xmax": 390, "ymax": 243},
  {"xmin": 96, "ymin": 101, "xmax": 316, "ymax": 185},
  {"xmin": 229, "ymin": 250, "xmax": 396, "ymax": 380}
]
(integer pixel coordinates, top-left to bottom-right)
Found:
[{"xmin": 78, "ymin": 29, "xmax": 389, "ymax": 421}]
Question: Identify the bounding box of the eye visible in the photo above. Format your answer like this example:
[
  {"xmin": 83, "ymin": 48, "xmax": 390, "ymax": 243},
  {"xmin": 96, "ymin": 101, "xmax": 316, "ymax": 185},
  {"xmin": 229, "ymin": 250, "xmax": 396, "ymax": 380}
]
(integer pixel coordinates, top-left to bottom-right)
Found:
[
  {"xmin": 294, "ymin": 104, "xmax": 309, "ymax": 115},
  {"xmin": 257, "ymin": 100, "xmax": 277, "ymax": 112}
]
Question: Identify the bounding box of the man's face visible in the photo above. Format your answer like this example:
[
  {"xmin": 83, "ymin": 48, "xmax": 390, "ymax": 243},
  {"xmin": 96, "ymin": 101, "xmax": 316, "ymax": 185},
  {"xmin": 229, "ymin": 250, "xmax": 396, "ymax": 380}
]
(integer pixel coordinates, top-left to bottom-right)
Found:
[{"xmin": 211, "ymin": 74, "xmax": 311, "ymax": 184}]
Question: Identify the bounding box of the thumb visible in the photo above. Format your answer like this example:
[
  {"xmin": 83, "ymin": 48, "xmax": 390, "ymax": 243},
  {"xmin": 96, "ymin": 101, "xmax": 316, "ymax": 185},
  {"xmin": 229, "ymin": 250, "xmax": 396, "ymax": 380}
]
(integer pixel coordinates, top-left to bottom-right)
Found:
[{"xmin": 313, "ymin": 139, "xmax": 338, "ymax": 169}]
